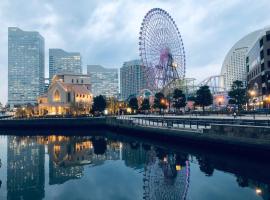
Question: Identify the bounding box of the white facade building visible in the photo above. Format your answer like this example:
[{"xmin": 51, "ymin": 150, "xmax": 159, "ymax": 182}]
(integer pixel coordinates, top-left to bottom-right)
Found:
[{"xmin": 221, "ymin": 30, "xmax": 262, "ymax": 90}]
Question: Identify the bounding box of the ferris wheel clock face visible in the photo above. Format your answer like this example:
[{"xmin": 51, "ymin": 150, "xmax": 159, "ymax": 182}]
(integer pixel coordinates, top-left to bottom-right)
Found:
[{"xmin": 139, "ymin": 8, "xmax": 186, "ymax": 92}]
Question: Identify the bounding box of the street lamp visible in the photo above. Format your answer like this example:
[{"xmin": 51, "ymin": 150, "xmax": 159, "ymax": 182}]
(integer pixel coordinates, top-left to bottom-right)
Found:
[
  {"xmin": 160, "ymin": 98, "xmax": 165, "ymax": 105},
  {"xmin": 249, "ymin": 90, "xmax": 256, "ymax": 119},
  {"xmin": 265, "ymin": 96, "xmax": 270, "ymax": 113}
]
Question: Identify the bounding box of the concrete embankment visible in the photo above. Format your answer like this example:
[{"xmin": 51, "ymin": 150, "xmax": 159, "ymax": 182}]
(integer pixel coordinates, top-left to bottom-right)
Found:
[
  {"xmin": 106, "ymin": 118, "xmax": 270, "ymax": 156},
  {"xmin": 0, "ymin": 117, "xmax": 269, "ymax": 156}
]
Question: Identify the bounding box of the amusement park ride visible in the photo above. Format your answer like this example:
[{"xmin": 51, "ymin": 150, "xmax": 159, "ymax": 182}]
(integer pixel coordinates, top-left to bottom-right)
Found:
[
  {"xmin": 138, "ymin": 8, "xmax": 226, "ymax": 103},
  {"xmin": 139, "ymin": 8, "xmax": 185, "ymax": 93}
]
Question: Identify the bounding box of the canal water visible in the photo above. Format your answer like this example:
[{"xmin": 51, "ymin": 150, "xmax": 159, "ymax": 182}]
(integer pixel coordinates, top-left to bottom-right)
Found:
[{"xmin": 0, "ymin": 132, "xmax": 268, "ymax": 200}]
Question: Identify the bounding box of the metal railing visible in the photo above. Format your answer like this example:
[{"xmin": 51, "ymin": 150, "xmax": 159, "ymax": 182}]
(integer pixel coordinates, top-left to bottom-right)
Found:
[
  {"xmin": 117, "ymin": 115, "xmax": 270, "ymax": 130},
  {"xmin": 117, "ymin": 116, "xmax": 210, "ymax": 131}
]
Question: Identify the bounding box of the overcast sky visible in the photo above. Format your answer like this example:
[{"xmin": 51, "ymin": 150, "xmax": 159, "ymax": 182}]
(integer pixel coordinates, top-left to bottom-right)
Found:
[{"xmin": 0, "ymin": 0, "xmax": 270, "ymax": 104}]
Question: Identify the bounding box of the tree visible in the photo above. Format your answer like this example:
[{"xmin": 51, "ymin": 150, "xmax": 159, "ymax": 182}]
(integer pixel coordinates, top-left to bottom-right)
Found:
[
  {"xmin": 173, "ymin": 89, "xmax": 186, "ymax": 112},
  {"xmin": 128, "ymin": 97, "xmax": 138, "ymax": 113},
  {"xmin": 70, "ymin": 102, "xmax": 86, "ymax": 116},
  {"xmin": 140, "ymin": 98, "xmax": 150, "ymax": 113},
  {"xmin": 92, "ymin": 137, "xmax": 107, "ymax": 155},
  {"xmin": 228, "ymin": 80, "xmax": 247, "ymax": 110},
  {"xmin": 154, "ymin": 92, "xmax": 167, "ymax": 113},
  {"xmin": 15, "ymin": 107, "xmax": 27, "ymax": 118},
  {"xmin": 92, "ymin": 95, "xmax": 107, "ymax": 113},
  {"xmin": 195, "ymin": 85, "xmax": 213, "ymax": 112}
]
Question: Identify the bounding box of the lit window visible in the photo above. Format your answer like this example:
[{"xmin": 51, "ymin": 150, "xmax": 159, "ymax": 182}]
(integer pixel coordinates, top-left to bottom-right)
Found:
[{"xmin": 53, "ymin": 90, "xmax": 61, "ymax": 102}]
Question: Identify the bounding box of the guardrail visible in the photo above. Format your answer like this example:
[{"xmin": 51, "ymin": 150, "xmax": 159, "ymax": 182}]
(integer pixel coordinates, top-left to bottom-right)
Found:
[
  {"xmin": 117, "ymin": 116, "xmax": 210, "ymax": 131},
  {"xmin": 117, "ymin": 115, "xmax": 270, "ymax": 130}
]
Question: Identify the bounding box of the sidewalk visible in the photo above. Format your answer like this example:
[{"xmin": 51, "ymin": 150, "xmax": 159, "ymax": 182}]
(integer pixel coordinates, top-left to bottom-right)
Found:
[{"xmin": 126, "ymin": 114, "xmax": 270, "ymax": 120}]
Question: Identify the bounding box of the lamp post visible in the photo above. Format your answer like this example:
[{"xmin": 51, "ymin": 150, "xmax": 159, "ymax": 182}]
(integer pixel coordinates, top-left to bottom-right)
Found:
[
  {"xmin": 160, "ymin": 98, "xmax": 165, "ymax": 115},
  {"xmin": 249, "ymin": 90, "xmax": 256, "ymax": 119},
  {"xmin": 265, "ymin": 96, "xmax": 270, "ymax": 116}
]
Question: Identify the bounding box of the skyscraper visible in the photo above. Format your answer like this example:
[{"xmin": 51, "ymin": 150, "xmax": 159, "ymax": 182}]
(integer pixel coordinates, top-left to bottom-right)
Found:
[
  {"xmin": 49, "ymin": 49, "xmax": 81, "ymax": 81},
  {"xmin": 120, "ymin": 59, "xmax": 147, "ymax": 100},
  {"xmin": 87, "ymin": 65, "xmax": 119, "ymax": 97},
  {"xmin": 221, "ymin": 30, "xmax": 262, "ymax": 90},
  {"xmin": 8, "ymin": 27, "xmax": 45, "ymax": 106}
]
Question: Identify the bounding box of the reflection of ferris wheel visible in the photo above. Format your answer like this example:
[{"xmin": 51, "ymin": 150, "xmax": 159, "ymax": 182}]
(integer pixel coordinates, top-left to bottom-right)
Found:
[
  {"xmin": 139, "ymin": 8, "xmax": 186, "ymax": 92},
  {"xmin": 143, "ymin": 152, "xmax": 190, "ymax": 200}
]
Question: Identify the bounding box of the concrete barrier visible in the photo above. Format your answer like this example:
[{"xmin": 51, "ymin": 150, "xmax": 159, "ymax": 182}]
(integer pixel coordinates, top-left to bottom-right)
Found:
[{"xmin": 206, "ymin": 124, "xmax": 270, "ymax": 140}]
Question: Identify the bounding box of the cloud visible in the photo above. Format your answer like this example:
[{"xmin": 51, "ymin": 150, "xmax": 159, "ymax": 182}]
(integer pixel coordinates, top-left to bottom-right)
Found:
[{"xmin": 0, "ymin": 0, "xmax": 270, "ymax": 104}]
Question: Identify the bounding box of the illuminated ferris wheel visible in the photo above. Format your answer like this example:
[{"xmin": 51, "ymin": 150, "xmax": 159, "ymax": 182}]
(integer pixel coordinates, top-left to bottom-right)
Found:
[{"xmin": 139, "ymin": 8, "xmax": 186, "ymax": 92}]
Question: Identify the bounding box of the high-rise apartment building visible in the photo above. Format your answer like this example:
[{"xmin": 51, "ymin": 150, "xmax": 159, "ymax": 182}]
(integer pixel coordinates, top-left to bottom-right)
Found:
[
  {"xmin": 8, "ymin": 27, "xmax": 45, "ymax": 106},
  {"xmin": 221, "ymin": 30, "xmax": 262, "ymax": 90},
  {"xmin": 87, "ymin": 65, "xmax": 119, "ymax": 97},
  {"xmin": 120, "ymin": 59, "xmax": 147, "ymax": 100},
  {"xmin": 49, "ymin": 49, "xmax": 81, "ymax": 81}
]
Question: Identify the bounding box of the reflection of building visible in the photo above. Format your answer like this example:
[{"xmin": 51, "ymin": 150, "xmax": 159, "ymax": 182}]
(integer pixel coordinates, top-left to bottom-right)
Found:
[
  {"xmin": 87, "ymin": 65, "xmax": 119, "ymax": 97},
  {"xmin": 38, "ymin": 74, "xmax": 93, "ymax": 115},
  {"xmin": 247, "ymin": 28, "xmax": 270, "ymax": 103},
  {"xmin": 47, "ymin": 136, "xmax": 93, "ymax": 185},
  {"xmin": 221, "ymin": 29, "xmax": 262, "ymax": 90},
  {"xmin": 122, "ymin": 143, "xmax": 147, "ymax": 169},
  {"xmin": 8, "ymin": 27, "xmax": 45, "ymax": 106},
  {"xmin": 120, "ymin": 60, "xmax": 147, "ymax": 100},
  {"xmin": 49, "ymin": 49, "xmax": 82, "ymax": 82},
  {"xmin": 7, "ymin": 136, "xmax": 45, "ymax": 200}
]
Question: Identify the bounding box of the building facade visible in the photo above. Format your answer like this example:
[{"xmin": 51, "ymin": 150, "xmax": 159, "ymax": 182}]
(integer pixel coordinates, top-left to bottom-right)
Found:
[
  {"xmin": 8, "ymin": 27, "xmax": 45, "ymax": 106},
  {"xmin": 87, "ymin": 65, "xmax": 119, "ymax": 97},
  {"xmin": 120, "ymin": 60, "xmax": 147, "ymax": 100},
  {"xmin": 221, "ymin": 30, "xmax": 262, "ymax": 90},
  {"xmin": 247, "ymin": 28, "xmax": 270, "ymax": 104},
  {"xmin": 38, "ymin": 74, "xmax": 93, "ymax": 115},
  {"xmin": 49, "ymin": 49, "xmax": 82, "ymax": 82}
]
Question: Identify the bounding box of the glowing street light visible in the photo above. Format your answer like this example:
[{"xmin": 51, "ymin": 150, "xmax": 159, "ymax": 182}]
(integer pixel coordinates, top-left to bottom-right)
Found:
[
  {"xmin": 249, "ymin": 90, "xmax": 256, "ymax": 119},
  {"xmin": 255, "ymin": 188, "xmax": 262, "ymax": 195},
  {"xmin": 249, "ymin": 90, "xmax": 256, "ymax": 97},
  {"xmin": 160, "ymin": 98, "xmax": 165, "ymax": 105}
]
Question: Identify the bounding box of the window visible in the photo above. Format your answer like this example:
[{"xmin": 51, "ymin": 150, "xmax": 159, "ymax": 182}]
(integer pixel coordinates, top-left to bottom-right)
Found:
[
  {"xmin": 260, "ymin": 50, "xmax": 264, "ymax": 59},
  {"xmin": 262, "ymin": 75, "xmax": 266, "ymax": 82},
  {"xmin": 268, "ymin": 61, "xmax": 270, "ymax": 68},
  {"xmin": 81, "ymin": 79, "xmax": 83, "ymax": 84},
  {"xmin": 260, "ymin": 38, "xmax": 263, "ymax": 47},
  {"xmin": 267, "ymin": 34, "xmax": 270, "ymax": 41},
  {"xmin": 261, "ymin": 63, "xmax": 265, "ymax": 71},
  {"xmin": 67, "ymin": 92, "xmax": 71, "ymax": 102},
  {"xmin": 76, "ymin": 79, "xmax": 79, "ymax": 83},
  {"xmin": 53, "ymin": 90, "xmax": 60, "ymax": 102},
  {"xmin": 267, "ymin": 49, "xmax": 270, "ymax": 55},
  {"xmin": 72, "ymin": 79, "xmax": 74, "ymax": 83}
]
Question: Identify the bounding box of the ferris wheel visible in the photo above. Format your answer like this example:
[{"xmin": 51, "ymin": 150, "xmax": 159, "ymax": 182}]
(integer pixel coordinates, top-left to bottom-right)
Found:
[{"xmin": 139, "ymin": 8, "xmax": 186, "ymax": 92}]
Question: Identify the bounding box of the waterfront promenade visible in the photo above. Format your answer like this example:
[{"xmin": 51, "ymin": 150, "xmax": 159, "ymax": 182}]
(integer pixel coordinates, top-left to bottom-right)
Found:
[{"xmin": 0, "ymin": 115, "xmax": 269, "ymax": 157}]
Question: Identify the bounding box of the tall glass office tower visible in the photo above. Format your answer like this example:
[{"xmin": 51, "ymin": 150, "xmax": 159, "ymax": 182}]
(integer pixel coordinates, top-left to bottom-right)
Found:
[
  {"xmin": 49, "ymin": 49, "xmax": 81, "ymax": 82},
  {"xmin": 8, "ymin": 27, "xmax": 45, "ymax": 106},
  {"xmin": 87, "ymin": 65, "xmax": 119, "ymax": 97}
]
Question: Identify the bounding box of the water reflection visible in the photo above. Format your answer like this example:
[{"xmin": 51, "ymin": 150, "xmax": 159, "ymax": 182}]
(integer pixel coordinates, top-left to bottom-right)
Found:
[
  {"xmin": 7, "ymin": 136, "xmax": 45, "ymax": 200},
  {"xmin": 2, "ymin": 134, "xmax": 270, "ymax": 200}
]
